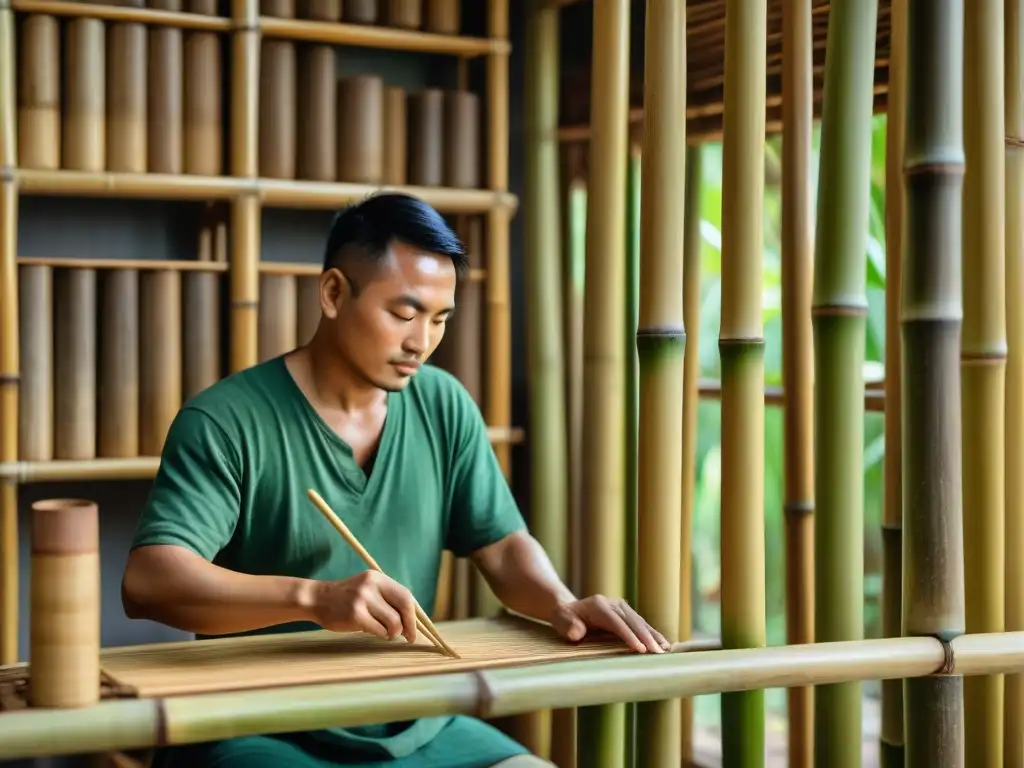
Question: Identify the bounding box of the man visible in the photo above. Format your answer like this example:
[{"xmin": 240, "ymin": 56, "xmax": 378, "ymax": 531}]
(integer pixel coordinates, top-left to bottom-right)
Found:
[{"xmin": 122, "ymin": 193, "xmax": 668, "ymax": 768}]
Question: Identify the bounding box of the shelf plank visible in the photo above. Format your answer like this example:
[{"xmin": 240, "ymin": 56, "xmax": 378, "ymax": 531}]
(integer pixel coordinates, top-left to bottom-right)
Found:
[
  {"xmin": 11, "ymin": 0, "xmax": 232, "ymax": 31},
  {"xmin": 17, "ymin": 256, "xmax": 228, "ymax": 272}
]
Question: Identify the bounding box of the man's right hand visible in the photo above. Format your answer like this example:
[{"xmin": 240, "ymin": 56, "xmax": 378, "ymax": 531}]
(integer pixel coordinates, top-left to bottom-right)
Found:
[{"xmin": 309, "ymin": 569, "xmax": 419, "ymax": 643}]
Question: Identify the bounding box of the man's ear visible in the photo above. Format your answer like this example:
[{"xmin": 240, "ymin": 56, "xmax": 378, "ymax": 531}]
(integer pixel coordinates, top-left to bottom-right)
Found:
[{"xmin": 319, "ymin": 268, "xmax": 352, "ymax": 319}]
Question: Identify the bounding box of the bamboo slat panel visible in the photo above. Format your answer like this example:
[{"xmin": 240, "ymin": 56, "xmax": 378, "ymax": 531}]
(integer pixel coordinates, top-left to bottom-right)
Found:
[{"xmin": 99, "ymin": 615, "xmax": 631, "ymax": 699}]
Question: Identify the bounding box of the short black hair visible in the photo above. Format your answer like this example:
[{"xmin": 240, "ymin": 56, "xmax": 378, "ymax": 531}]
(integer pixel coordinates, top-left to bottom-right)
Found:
[{"xmin": 322, "ymin": 193, "xmax": 469, "ymax": 290}]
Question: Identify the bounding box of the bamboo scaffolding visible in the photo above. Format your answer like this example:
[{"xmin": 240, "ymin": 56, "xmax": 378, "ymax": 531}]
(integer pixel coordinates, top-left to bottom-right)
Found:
[
  {"xmin": 962, "ymin": 0, "xmax": 1007, "ymax": 762},
  {"xmin": 902, "ymin": 0, "xmax": 967, "ymax": 764},
  {"xmin": 1, "ymin": 632, "xmax": 1023, "ymax": 762},
  {"xmin": 781, "ymin": 0, "xmax": 814, "ymax": 765}
]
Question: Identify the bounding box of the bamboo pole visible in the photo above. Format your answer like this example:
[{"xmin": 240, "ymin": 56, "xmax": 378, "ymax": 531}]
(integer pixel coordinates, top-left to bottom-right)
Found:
[
  {"xmin": 781, "ymin": 1, "xmax": 814, "ymax": 766},
  {"xmin": 1, "ymin": 632, "xmax": 1023, "ymax": 762},
  {"xmin": 678, "ymin": 143, "xmax": 702, "ymax": 763},
  {"xmin": 564, "ymin": 176, "xmax": 585, "ymax": 600},
  {"xmin": 577, "ymin": 0, "xmax": 630, "ymax": 763},
  {"xmin": 1006, "ymin": 1, "xmax": 1024, "ymax": 762},
  {"xmin": 962, "ymin": 0, "xmax": 1007, "ymax": 763},
  {"xmin": 810, "ymin": 1, "xmax": 878, "ymax": 764},
  {"xmin": 719, "ymin": 0, "xmax": 767, "ymax": 764},
  {"xmin": 635, "ymin": 3, "xmax": 686, "ymax": 765},
  {"xmin": 902, "ymin": 0, "xmax": 967, "ymax": 765},
  {"xmin": 880, "ymin": 0, "xmax": 907, "ymax": 766}
]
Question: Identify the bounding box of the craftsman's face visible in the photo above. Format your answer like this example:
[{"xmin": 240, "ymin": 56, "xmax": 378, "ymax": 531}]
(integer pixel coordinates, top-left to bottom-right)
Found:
[{"xmin": 319, "ymin": 241, "xmax": 457, "ymax": 391}]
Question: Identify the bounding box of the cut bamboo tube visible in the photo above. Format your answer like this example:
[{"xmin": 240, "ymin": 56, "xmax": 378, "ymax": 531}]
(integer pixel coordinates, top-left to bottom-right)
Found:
[
  {"xmin": 297, "ymin": 0, "xmax": 341, "ymax": 20},
  {"xmin": 295, "ymin": 275, "xmax": 321, "ymax": 346},
  {"xmin": 902, "ymin": 0, "xmax": 967, "ymax": 765},
  {"xmin": 425, "ymin": 0, "xmax": 458, "ymax": 34},
  {"xmin": 107, "ymin": 21, "xmax": 148, "ymax": 173},
  {"xmin": 963, "ymin": 0, "xmax": 1007, "ymax": 762},
  {"xmin": 18, "ymin": 265, "xmax": 53, "ymax": 462},
  {"xmin": 187, "ymin": 0, "xmax": 220, "ymax": 13},
  {"xmin": 63, "ymin": 18, "xmax": 106, "ymax": 171},
  {"xmin": 336, "ymin": 75, "xmax": 383, "ymax": 184},
  {"xmin": 444, "ymin": 90, "xmax": 480, "ymax": 189},
  {"xmin": 296, "ymin": 44, "xmax": 336, "ymax": 182},
  {"xmin": 344, "ymin": 0, "xmax": 378, "ymax": 23},
  {"xmin": 29, "ymin": 498, "xmax": 100, "ymax": 709},
  {"xmin": 576, "ymin": 0, "xmax": 629, "ymax": 764},
  {"xmin": 183, "ymin": 31, "xmax": 222, "ymax": 175},
  {"xmin": 53, "ymin": 268, "xmax": 97, "ymax": 461},
  {"xmin": 98, "ymin": 269, "xmax": 140, "ymax": 458},
  {"xmin": 261, "ymin": 0, "xmax": 295, "ymax": 16},
  {"xmin": 781, "ymin": 0, "xmax": 815, "ymax": 765},
  {"xmin": 139, "ymin": 271, "xmax": 182, "ymax": 455},
  {"xmin": 406, "ymin": 88, "xmax": 444, "ymax": 187},
  {"xmin": 383, "ymin": 0, "xmax": 420, "ymax": 28},
  {"xmin": 1005, "ymin": 1, "xmax": 1024, "ymax": 762},
  {"xmin": 181, "ymin": 272, "xmax": 222, "ymax": 398},
  {"xmin": 147, "ymin": 25, "xmax": 183, "ymax": 174},
  {"xmin": 383, "ymin": 85, "xmax": 406, "ymax": 185},
  {"xmin": 258, "ymin": 273, "xmax": 298, "ymax": 361},
  {"xmin": 147, "ymin": 0, "xmax": 182, "ymax": 9},
  {"xmin": 17, "ymin": 14, "xmax": 60, "ymax": 170},
  {"xmin": 259, "ymin": 39, "xmax": 297, "ymax": 179}
]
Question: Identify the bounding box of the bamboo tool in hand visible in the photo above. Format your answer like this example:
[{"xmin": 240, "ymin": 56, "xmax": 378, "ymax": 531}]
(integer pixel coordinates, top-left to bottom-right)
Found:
[{"xmin": 306, "ymin": 489, "xmax": 461, "ymax": 659}]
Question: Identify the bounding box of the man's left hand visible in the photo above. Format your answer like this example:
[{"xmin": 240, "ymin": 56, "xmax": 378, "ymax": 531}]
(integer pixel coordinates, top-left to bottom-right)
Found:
[{"xmin": 551, "ymin": 595, "xmax": 670, "ymax": 654}]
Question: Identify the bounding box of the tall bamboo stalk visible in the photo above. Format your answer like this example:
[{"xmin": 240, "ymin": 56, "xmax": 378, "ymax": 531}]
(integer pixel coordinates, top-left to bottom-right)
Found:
[
  {"xmin": 678, "ymin": 143, "xmax": 702, "ymax": 763},
  {"xmin": 902, "ymin": 0, "xmax": 967, "ymax": 765},
  {"xmin": 880, "ymin": 0, "xmax": 907, "ymax": 765},
  {"xmin": 1006, "ymin": 2, "xmax": 1024, "ymax": 763},
  {"xmin": 810, "ymin": 1, "xmax": 877, "ymax": 764},
  {"xmin": 719, "ymin": 0, "xmax": 767, "ymax": 764},
  {"xmin": 781, "ymin": 0, "xmax": 814, "ymax": 765},
  {"xmin": 635, "ymin": 3, "xmax": 686, "ymax": 764},
  {"xmin": 577, "ymin": 1, "xmax": 630, "ymax": 764},
  {"xmin": 962, "ymin": 0, "xmax": 1007, "ymax": 763}
]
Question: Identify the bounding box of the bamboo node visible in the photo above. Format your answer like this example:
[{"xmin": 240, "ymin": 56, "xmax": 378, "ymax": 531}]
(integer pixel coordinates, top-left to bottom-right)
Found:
[
  {"xmin": 717, "ymin": 337, "xmax": 764, "ymax": 348},
  {"xmin": 0, "ymin": 166, "xmax": 14, "ymax": 183},
  {"xmin": 635, "ymin": 326, "xmax": 685, "ymax": 340},
  {"xmin": 0, "ymin": 374, "xmax": 19, "ymax": 384},
  {"xmin": 155, "ymin": 699, "xmax": 169, "ymax": 746},
  {"xmin": 231, "ymin": 299, "xmax": 259, "ymax": 309},
  {"xmin": 783, "ymin": 501, "xmax": 813, "ymax": 518},
  {"xmin": 234, "ymin": 19, "xmax": 259, "ymax": 31},
  {"xmin": 473, "ymin": 669, "xmax": 495, "ymax": 719},
  {"xmin": 932, "ymin": 637, "xmax": 956, "ymax": 676},
  {"xmin": 810, "ymin": 304, "xmax": 868, "ymax": 318},
  {"xmin": 1006, "ymin": 135, "xmax": 1024, "ymax": 148}
]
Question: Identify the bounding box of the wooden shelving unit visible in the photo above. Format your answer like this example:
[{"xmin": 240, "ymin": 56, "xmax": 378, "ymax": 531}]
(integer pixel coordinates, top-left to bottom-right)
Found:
[{"xmin": 0, "ymin": 0, "xmax": 517, "ymax": 665}]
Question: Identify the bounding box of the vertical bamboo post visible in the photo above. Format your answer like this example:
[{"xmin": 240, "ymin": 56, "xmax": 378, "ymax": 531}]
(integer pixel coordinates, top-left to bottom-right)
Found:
[
  {"xmin": 880, "ymin": 0, "xmax": 907, "ymax": 765},
  {"xmin": 781, "ymin": 0, "xmax": 814, "ymax": 765},
  {"xmin": 635, "ymin": 2, "xmax": 686, "ymax": 765},
  {"xmin": 0, "ymin": 0, "xmax": 18, "ymax": 665},
  {"xmin": 231, "ymin": 0, "xmax": 260, "ymax": 373},
  {"xmin": 1005, "ymin": 1, "xmax": 1024, "ymax": 762},
  {"xmin": 29, "ymin": 499, "xmax": 100, "ymax": 708},
  {"xmin": 962, "ymin": 0, "xmax": 1007, "ymax": 762},
  {"xmin": 902, "ymin": 0, "xmax": 967, "ymax": 764},
  {"xmin": 719, "ymin": 0, "xmax": 768, "ymax": 763},
  {"xmin": 577, "ymin": 1, "xmax": 629, "ymax": 766}
]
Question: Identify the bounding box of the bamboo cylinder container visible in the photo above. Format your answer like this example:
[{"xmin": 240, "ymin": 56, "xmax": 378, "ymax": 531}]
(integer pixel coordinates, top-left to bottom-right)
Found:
[
  {"xmin": 18, "ymin": 266, "xmax": 53, "ymax": 462},
  {"xmin": 259, "ymin": 40, "xmax": 297, "ymax": 179},
  {"xmin": 17, "ymin": 15, "xmax": 61, "ymax": 170},
  {"xmin": 148, "ymin": 25, "xmax": 184, "ymax": 174},
  {"xmin": 29, "ymin": 499, "xmax": 101, "ymax": 709},
  {"xmin": 183, "ymin": 32, "xmax": 223, "ymax": 175},
  {"xmin": 107, "ymin": 22, "xmax": 149, "ymax": 173},
  {"xmin": 258, "ymin": 274, "xmax": 298, "ymax": 361},
  {"xmin": 425, "ymin": 0, "xmax": 458, "ymax": 34},
  {"xmin": 297, "ymin": 44, "xmax": 336, "ymax": 182},
  {"xmin": 444, "ymin": 90, "xmax": 480, "ymax": 188},
  {"xmin": 63, "ymin": 19, "xmax": 107, "ymax": 171},
  {"xmin": 383, "ymin": 86, "xmax": 406, "ymax": 185},
  {"xmin": 182, "ymin": 272, "xmax": 222, "ymax": 398},
  {"xmin": 187, "ymin": 0, "xmax": 219, "ymax": 13},
  {"xmin": 295, "ymin": 276, "xmax": 321, "ymax": 346},
  {"xmin": 53, "ymin": 269, "xmax": 97, "ymax": 461},
  {"xmin": 140, "ymin": 272, "xmax": 182, "ymax": 455},
  {"xmin": 297, "ymin": 0, "xmax": 341, "ymax": 20},
  {"xmin": 337, "ymin": 76, "xmax": 384, "ymax": 184},
  {"xmin": 98, "ymin": 269, "xmax": 140, "ymax": 458},
  {"xmin": 406, "ymin": 88, "xmax": 443, "ymax": 186},
  {"xmin": 261, "ymin": 0, "xmax": 295, "ymax": 16},
  {"xmin": 147, "ymin": 0, "xmax": 182, "ymax": 8},
  {"xmin": 383, "ymin": 0, "xmax": 421, "ymax": 28},
  {"xmin": 344, "ymin": 0, "xmax": 378, "ymax": 23}
]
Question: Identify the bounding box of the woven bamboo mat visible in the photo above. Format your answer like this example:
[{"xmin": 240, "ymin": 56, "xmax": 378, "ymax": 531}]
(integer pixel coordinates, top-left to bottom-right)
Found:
[{"xmin": 99, "ymin": 614, "xmax": 632, "ymax": 698}]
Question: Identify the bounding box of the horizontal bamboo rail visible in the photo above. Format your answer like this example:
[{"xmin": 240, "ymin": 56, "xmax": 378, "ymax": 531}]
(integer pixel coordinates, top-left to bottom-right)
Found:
[
  {"xmin": 0, "ymin": 630, "xmax": 1019, "ymax": 761},
  {"xmin": 258, "ymin": 261, "xmax": 487, "ymax": 282},
  {"xmin": 697, "ymin": 379, "xmax": 887, "ymax": 413},
  {"xmin": 17, "ymin": 257, "xmax": 228, "ymax": 273},
  {"xmin": 11, "ymin": 0, "xmax": 232, "ymax": 31}
]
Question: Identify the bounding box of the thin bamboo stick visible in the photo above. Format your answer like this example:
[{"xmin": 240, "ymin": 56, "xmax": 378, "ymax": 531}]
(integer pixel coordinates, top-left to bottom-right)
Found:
[
  {"xmin": 18, "ymin": 265, "xmax": 53, "ymax": 462},
  {"xmin": 139, "ymin": 271, "xmax": 182, "ymax": 455},
  {"xmin": 17, "ymin": 14, "xmax": 60, "ymax": 170},
  {"xmin": 962, "ymin": 0, "xmax": 1007, "ymax": 762},
  {"xmin": 719, "ymin": 0, "xmax": 768, "ymax": 762},
  {"xmin": 97, "ymin": 269, "xmax": 139, "ymax": 458},
  {"xmin": 781, "ymin": 1, "xmax": 814, "ymax": 766},
  {"xmin": 1006, "ymin": 1, "xmax": 1024, "ymax": 763},
  {"xmin": 902, "ymin": 0, "xmax": 967, "ymax": 765}
]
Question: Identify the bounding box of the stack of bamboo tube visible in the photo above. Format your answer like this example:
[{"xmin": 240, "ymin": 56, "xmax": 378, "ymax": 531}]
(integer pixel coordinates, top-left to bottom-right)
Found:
[
  {"xmin": 260, "ymin": 0, "xmax": 462, "ymax": 34},
  {"xmin": 16, "ymin": 2, "xmax": 225, "ymax": 176}
]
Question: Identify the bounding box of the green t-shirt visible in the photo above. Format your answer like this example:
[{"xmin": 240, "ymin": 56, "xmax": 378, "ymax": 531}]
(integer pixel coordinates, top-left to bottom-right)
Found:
[{"xmin": 132, "ymin": 356, "xmax": 529, "ymax": 766}]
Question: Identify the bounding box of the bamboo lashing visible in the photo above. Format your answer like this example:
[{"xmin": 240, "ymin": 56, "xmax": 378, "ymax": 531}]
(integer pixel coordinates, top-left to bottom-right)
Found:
[{"xmin": 305, "ymin": 488, "xmax": 461, "ymax": 659}]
